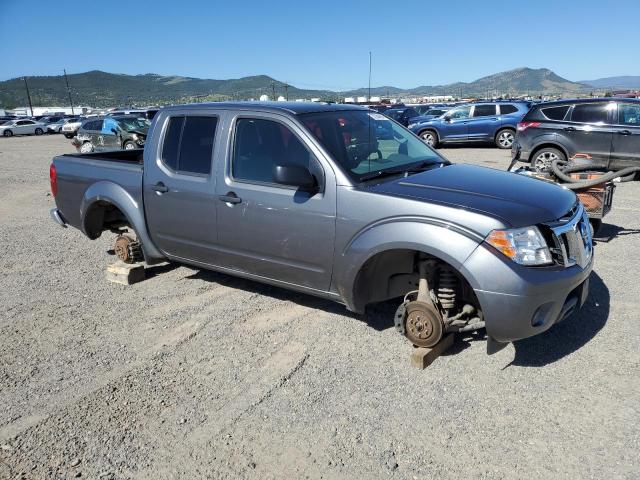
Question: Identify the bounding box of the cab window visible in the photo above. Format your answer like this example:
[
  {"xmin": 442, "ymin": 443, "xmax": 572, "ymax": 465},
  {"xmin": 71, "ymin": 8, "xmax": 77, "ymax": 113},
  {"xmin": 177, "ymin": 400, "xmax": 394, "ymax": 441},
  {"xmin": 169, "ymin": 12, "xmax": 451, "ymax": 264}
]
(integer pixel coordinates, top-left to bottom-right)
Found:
[
  {"xmin": 161, "ymin": 116, "xmax": 217, "ymax": 175},
  {"xmin": 232, "ymin": 118, "xmax": 319, "ymax": 185}
]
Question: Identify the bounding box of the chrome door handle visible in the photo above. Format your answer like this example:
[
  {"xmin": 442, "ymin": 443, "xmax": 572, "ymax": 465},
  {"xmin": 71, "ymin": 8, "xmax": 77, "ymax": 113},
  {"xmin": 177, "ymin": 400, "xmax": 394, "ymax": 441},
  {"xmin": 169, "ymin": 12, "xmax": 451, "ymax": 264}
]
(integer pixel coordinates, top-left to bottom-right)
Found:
[{"xmin": 618, "ymin": 129, "xmax": 632, "ymax": 135}]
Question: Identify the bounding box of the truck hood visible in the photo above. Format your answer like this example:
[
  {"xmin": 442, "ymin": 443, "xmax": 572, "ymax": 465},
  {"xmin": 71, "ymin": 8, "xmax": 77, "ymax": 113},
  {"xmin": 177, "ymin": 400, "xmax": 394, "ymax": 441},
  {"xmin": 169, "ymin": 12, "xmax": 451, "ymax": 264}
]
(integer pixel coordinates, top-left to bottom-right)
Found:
[{"xmin": 367, "ymin": 164, "xmax": 576, "ymax": 227}]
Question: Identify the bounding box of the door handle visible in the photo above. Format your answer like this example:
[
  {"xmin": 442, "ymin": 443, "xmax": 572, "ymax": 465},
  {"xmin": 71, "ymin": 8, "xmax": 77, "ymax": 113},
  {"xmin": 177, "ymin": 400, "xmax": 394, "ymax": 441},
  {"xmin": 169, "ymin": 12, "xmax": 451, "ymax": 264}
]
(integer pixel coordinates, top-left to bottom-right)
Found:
[
  {"xmin": 618, "ymin": 129, "xmax": 632, "ymax": 135},
  {"xmin": 564, "ymin": 126, "xmax": 576, "ymax": 132},
  {"xmin": 219, "ymin": 192, "xmax": 242, "ymax": 204},
  {"xmin": 151, "ymin": 182, "xmax": 169, "ymax": 193}
]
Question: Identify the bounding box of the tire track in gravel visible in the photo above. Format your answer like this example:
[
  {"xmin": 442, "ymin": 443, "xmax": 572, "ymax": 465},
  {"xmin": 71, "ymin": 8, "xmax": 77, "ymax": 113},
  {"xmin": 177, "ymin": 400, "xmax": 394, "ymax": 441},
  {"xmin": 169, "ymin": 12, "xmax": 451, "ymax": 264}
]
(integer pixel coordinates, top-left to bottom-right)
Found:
[
  {"xmin": 0, "ymin": 289, "xmax": 315, "ymax": 444},
  {"xmin": 0, "ymin": 283, "xmax": 242, "ymax": 442}
]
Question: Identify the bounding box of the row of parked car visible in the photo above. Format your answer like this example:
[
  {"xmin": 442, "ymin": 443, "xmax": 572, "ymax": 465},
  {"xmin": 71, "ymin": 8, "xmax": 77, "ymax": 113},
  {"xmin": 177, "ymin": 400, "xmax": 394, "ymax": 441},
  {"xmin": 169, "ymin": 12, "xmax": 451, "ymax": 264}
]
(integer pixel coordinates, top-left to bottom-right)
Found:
[{"xmin": 0, "ymin": 116, "xmax": 85, "ymax": 138}]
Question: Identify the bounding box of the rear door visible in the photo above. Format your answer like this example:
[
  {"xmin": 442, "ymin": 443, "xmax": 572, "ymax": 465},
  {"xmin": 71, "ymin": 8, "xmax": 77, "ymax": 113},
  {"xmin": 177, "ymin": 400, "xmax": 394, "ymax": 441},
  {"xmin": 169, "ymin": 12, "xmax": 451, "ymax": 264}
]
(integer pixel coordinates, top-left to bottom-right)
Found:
[
  {"xmin": 144, "ymin": 110, "xmax": 221, "ymax": 264},
  {"xmin": 609, "ymin": 102, "xmax": 640, "ymax": 169},
  {"xmin": 214, "ymin": 112, "xmax": 336, "ymax": 291},
  {"xmin": 467, "ymin": 104, "xmax": 498, "ymax": 140},
  {"xmin": 563, "ymin": 102, "xmax": 615, "ymax": 165}
]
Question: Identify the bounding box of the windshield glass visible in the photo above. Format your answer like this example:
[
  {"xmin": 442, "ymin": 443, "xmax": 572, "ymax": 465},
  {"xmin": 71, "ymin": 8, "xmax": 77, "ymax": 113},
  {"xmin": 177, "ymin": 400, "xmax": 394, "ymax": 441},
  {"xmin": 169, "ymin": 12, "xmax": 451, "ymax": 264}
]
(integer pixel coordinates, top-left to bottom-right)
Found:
[
  {"xmin": 300, "ymin": 110, "xmax": 445, "ymax": 182},
  {"xmin": 116, "ymin": 117, "xmax": 150, "ymax": 131}
]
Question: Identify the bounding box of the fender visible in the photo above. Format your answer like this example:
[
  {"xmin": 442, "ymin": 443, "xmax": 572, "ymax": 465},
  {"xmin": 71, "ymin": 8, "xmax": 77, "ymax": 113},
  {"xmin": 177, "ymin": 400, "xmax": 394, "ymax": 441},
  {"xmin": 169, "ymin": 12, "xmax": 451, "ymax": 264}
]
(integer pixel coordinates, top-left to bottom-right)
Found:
[
  {"xmin": 333, "ymin": 217, "xmax": 484, "ymax": 312},
  {"xmin": 80, "ymin": 181, "xmax": 164, "ymax": 262}
]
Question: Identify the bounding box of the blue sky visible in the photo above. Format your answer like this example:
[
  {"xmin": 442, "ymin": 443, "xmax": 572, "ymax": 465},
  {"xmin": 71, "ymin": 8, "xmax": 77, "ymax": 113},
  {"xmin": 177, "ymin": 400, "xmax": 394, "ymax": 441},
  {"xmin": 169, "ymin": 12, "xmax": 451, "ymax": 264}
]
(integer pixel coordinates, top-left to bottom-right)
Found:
[{"xmin": 1, "ymin": 0, "xmax": 638, "ymax": 89}]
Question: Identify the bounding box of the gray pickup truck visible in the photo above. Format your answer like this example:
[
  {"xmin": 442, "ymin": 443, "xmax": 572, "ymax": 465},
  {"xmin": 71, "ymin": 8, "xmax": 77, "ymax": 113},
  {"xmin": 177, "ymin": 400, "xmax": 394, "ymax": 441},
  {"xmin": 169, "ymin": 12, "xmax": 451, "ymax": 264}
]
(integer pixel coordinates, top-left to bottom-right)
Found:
[{"xmin": 50, "ymin": 102, "xmax": 593, "ymax": 353}]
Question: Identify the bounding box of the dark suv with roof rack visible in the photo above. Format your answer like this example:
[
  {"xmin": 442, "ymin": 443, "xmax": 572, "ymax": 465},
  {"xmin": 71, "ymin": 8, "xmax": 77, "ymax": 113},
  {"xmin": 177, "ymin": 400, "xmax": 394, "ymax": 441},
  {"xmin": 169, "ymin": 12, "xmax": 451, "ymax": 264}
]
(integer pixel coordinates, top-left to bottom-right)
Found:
[{"xmin": 512, "ymin": 98, "xmax": 640, "ymax": 171}]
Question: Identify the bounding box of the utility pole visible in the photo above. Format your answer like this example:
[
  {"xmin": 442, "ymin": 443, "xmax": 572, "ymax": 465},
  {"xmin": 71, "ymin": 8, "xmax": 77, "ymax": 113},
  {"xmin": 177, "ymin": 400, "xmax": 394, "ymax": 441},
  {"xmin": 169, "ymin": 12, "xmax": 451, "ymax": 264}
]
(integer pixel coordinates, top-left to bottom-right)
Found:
[
  {"xmin": 284, "ymin": 83, "xmax": 289, "ymax": 101},
  {"xmin": 271, "ymin": 82, "xmax": 276, "ymax": 101},
  {"xmin": 23, "ymin": 77, "xmax": 34, "ymax": 117},
  {"xmin": 63, "ymin": 69, "xmax": 75, "ymax": 115}
]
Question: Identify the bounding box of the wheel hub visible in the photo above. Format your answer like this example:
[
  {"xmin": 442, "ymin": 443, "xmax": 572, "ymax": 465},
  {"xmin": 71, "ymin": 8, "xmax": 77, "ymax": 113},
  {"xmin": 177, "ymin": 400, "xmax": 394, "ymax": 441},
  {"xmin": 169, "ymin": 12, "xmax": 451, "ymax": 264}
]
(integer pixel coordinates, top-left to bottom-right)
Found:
[
  {"xmin": 404, "ymin": 301, "xmax": 444, "ymax": 348},
  {"xmin": 114, "ymin": 235, "xmax": 141, "ymax": 263}
]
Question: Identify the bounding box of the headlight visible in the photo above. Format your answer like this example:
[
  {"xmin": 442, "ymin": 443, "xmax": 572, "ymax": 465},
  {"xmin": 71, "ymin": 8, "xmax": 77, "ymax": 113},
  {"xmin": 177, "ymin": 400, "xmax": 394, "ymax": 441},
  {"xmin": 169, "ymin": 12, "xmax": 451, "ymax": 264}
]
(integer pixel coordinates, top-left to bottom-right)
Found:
[{"xmin": 485, "ymin": 226, "xmax": 552, "ymax": 266}]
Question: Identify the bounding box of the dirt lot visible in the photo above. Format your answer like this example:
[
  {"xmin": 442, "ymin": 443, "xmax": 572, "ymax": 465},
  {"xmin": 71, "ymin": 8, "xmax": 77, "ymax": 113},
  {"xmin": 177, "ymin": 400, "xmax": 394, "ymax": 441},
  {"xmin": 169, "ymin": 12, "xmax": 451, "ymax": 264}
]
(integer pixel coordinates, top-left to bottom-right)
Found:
[{"xmin": 1, "ymin": 135, "xmax": 638, "ymax": 479}]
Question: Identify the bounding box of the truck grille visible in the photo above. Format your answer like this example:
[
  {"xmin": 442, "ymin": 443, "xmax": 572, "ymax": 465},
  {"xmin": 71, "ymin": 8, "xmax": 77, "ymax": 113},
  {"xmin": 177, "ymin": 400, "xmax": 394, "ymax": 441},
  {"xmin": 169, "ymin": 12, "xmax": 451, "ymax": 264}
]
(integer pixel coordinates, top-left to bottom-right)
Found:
[{"xmin": 545, "ymin": 204, "xmax": 593, "ymax": 268}]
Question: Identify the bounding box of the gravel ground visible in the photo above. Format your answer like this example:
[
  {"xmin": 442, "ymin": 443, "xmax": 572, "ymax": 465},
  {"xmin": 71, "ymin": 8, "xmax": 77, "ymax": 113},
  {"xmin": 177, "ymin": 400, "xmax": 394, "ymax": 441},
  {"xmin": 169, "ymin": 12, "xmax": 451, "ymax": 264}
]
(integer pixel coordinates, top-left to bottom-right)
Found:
[{"xmin": 0, "ymin": 135, "xmax": 638, "ymax": 479}]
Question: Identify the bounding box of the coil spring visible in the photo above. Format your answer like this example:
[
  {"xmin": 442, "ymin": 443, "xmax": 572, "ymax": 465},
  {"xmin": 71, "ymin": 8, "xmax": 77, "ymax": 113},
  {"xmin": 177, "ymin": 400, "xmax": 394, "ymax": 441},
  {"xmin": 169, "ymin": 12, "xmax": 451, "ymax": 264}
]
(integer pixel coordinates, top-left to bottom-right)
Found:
[{"xmin": 437, "ymin": 266, "xmax": 459, "ymax": 311}]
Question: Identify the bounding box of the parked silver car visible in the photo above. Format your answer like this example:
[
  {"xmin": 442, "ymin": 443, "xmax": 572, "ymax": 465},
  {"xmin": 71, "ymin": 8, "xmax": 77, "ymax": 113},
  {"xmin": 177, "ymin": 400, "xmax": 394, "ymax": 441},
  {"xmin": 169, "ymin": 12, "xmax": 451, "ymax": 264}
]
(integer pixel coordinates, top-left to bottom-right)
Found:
[{"xmin": 0, "ymin": 119, "xmax": 47, "ymax": 137}]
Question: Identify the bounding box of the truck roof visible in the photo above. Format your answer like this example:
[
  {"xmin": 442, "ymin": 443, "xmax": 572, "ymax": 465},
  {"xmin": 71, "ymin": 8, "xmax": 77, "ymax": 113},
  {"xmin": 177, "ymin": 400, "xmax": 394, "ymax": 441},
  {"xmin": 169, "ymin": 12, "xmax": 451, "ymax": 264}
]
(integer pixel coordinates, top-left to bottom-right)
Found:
[{"xmin": 163, "ymin": 101, "xmax": 368, "ymax": 115}]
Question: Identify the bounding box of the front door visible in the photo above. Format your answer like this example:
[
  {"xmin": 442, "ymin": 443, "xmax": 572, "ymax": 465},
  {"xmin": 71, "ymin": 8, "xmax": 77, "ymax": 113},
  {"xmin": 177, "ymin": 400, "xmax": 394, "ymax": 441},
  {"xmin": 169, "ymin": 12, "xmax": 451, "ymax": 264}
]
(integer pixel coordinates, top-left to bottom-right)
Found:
[
  {"xmin": 101, "ymin": 117, "xmax": 121, "ymax": 151},
  {"xmin": 610, "ymin": 102, "xmax": 640, "ymax": 169},
  {"xmin": 439, "ymin": 105, "xmax": 471, "ymax": 141},
  {"xmin": 564, "ymin": 102, "xmax": 614, "ymax": 165},
  {"xmin": 143, "ymin": 113, "xmax": 221, "ymax": 265},
  {"xmin": 215, "ymin": 114, "xmax": 336, "ymax": 291}
]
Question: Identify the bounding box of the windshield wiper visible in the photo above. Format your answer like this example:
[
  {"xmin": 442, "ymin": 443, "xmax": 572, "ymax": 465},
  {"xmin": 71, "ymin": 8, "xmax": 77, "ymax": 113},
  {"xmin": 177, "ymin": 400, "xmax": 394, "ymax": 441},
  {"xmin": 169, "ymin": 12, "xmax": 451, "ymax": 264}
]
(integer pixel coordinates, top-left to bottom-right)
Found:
[{"xmin": 358, "ymin": 160, "xmax": 442, "ymax": 182}]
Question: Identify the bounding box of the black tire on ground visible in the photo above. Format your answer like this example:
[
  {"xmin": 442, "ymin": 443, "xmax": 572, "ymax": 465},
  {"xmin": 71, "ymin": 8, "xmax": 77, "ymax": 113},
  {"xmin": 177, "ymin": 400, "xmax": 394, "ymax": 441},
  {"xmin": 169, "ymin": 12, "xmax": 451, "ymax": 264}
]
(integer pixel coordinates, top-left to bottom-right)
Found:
[
  {"xmin": 64, "ymin": 133, "xmax": 74, "ymax": 139},
  {"xmin": 35, "ymin": 128, "xmax": 43, "ymax": 135},
  {"xmin": 123, "ymin": 140, "xmax": 137, "ymax": 150},
  {"xmin": 3, "ymin": 129, "xmax": 13, "ymax": 137},
  {"xmin": 419, "ymin": 130, "xmax": 438, "ymax": 148},
  {"xmin": 532, "ymin": 147, "xmax": 566, "ymax": 172},
  {"xmin": 495, "ymin": 128, "xmax": 515, "ymax": 149}
]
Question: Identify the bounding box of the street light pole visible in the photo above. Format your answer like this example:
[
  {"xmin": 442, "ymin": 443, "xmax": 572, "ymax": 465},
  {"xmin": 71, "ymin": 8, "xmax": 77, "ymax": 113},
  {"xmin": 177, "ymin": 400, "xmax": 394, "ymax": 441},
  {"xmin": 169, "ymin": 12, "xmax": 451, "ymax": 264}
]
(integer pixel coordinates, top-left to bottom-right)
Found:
[
  {"xmin": 64, "ymin": 69, "xmax": 75, "ymax": 115},
  {"xmin": 23, "ymin": 77, "xmax": 34, "ymax": 117}
]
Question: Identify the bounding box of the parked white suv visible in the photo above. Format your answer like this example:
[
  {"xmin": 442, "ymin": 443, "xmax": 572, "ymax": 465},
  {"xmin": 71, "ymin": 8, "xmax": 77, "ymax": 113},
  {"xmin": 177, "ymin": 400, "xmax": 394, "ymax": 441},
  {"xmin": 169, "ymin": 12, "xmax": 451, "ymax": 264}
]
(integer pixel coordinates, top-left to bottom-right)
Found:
[
  {"xmin": 61, "ymin": 117, "xmax": 84, "ymax": 138},
  {"xmin": 0, "ymin": 119, "xmax": 47, "ymax": 137}
]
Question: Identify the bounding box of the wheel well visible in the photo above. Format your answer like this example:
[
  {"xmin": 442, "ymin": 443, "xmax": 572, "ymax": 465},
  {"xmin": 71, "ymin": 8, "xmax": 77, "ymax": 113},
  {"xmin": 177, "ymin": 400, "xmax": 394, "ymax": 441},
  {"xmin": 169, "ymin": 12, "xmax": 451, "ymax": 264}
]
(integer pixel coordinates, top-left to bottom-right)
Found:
[
  {"xmin": 495, "ymin": 126, "xmax": 515, "ymax": 136},
  {"xmin": 529, "ymin": 143, "xmax": 568, "ymax": 162},
  {"xmin": 417, "ymin": 128, "xmax": 437, "ymax": 138},
  {"xmin": 83, "ymin": 201, "xmax": 132, "ymax": 239},
  {"xmin": 352, "ymin": 249, "xmax": 476, "ymax": 313}
]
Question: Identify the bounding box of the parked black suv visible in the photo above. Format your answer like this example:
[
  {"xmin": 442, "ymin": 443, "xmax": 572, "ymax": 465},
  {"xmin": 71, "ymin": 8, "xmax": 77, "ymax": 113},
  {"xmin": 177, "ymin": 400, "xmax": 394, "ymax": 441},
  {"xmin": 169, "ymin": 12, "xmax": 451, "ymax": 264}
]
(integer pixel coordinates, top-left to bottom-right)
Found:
[
  {"xmin": 75, "ymin": 115, "xmax": 150, "ymax": 153},
  {"xmin": 512, "ymin": 98, "xmax": 640, "ymax": 171}
]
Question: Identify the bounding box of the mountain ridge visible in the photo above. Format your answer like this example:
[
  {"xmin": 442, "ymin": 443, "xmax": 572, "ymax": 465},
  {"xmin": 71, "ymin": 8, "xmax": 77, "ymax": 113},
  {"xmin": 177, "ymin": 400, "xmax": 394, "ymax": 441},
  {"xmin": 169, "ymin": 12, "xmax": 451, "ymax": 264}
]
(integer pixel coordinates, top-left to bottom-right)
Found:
[{"xmin": 0, "ymin": 67, "xmax": 613, "ymax": 108}]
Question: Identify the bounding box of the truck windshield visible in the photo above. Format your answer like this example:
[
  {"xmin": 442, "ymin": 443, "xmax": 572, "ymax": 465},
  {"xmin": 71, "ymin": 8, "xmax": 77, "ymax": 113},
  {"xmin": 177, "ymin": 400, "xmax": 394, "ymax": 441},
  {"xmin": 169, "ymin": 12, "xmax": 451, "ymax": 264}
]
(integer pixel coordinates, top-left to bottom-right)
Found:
[{"xmin": 300, "ymin": 110, "xmax": 445, "ymax": 182}]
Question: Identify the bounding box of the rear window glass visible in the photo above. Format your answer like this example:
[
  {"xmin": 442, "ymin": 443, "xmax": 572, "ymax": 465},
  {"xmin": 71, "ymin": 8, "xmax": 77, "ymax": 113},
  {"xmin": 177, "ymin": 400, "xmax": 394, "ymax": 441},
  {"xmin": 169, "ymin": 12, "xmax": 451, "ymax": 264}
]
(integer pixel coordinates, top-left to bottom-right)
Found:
[
  {"xmin": 162, "ymin": 116, "xmax": 217, "ymax": 175},
  {"xmin": 499, "ymin": 104, "xmax": 518, "ymax": 114},
  {"xmin": 541, "ymin": 106, "xmax": 570, "ymax": 121},
  {"xmin": 472, "ymin": 105, "xmax": 496, "ymax": 117},
  {"xmin": 571, "ymin": 103, "xmax": 610, "ymax": 124}
]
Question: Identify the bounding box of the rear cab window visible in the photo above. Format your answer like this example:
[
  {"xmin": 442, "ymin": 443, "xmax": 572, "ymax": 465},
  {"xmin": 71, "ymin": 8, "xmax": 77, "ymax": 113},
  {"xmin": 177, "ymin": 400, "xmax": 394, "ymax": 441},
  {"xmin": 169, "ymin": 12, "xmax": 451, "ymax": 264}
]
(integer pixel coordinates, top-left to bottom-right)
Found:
[{"xmin": 161, "ymin": 116, "xmax": 218, "ymax": 175}]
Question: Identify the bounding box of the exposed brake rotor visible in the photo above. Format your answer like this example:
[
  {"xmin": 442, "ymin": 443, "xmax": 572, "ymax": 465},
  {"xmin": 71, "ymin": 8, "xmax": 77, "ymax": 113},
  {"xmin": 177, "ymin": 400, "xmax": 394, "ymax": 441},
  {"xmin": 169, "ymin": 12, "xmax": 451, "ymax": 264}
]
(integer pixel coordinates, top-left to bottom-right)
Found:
[
  {"xmin": 404, "ymin": 300, "xmax": 444, "ymax": 348},
  {"xmin": 114, "ymin": 235, "xmax": 142, "ymax": 264}
]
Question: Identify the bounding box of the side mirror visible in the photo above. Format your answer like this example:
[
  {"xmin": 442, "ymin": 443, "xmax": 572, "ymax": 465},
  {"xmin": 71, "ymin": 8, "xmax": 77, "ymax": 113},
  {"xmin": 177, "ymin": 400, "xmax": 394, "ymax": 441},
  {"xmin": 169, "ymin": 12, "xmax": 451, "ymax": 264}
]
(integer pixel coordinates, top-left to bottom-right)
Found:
[
  {"xmin": 273, "ymin": 165, "xmax": 316, "ymax": 190},
  {"xmin": 443, "ymin": 116, "xmax": 452, "ymax": 122}
]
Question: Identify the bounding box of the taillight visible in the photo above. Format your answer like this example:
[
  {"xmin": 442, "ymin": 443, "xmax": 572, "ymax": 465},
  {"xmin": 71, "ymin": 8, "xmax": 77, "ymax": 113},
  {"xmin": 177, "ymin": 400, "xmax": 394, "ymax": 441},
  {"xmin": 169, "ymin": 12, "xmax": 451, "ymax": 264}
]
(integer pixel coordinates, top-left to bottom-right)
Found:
[
  {"xmin": 517, "ymin": 122, "xmax": 541, "ymax": 132},
  {"xmin": 50, "ymin": 163, "xmax": 57, "ymax": 197}
]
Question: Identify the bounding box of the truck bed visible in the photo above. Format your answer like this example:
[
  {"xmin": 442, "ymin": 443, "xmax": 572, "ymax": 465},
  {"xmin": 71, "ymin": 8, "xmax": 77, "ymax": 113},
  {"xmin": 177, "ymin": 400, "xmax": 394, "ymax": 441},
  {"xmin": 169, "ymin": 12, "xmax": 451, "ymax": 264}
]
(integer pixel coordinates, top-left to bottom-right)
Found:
[{"xmin": 52, "ymin": 150, "xmax": 144, "ymax": 232}]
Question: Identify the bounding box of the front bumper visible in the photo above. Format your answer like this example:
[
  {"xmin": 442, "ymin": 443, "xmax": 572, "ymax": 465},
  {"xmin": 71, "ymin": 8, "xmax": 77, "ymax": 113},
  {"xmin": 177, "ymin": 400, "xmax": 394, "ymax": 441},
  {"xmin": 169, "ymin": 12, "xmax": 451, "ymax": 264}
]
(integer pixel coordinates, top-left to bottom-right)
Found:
[{"xmin": 461, "ymin": 244, "xmax": 593, "ymax": 343}]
